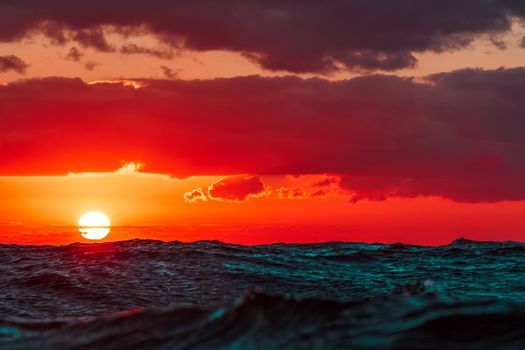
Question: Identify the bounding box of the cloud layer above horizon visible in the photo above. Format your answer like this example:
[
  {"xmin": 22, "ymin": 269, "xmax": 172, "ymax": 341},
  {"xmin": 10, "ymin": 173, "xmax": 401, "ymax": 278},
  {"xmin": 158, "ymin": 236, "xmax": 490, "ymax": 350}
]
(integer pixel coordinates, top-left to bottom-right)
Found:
[{"xmin": 1, "ymin": 68, "xmax": 525, "ymax": 203}]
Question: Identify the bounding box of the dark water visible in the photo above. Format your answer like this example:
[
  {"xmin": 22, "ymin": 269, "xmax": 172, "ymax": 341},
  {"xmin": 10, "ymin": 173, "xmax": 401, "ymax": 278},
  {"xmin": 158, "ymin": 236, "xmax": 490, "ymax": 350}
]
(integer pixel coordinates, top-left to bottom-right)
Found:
[{"xmin": 1, "ymin": 238, "xmax": 525, "ymax": 349}]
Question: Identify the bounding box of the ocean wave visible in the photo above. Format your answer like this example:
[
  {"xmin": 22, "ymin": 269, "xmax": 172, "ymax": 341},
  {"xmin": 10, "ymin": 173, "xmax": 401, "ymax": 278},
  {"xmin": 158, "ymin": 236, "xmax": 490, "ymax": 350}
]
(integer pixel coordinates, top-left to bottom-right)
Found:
[
  {"xmin": 3, "ymin": 291, "xmax": 525, "ymax": 350},
  {"xmin": 1, "ymin": 239, "xmax": 525, "ymax": 349}
]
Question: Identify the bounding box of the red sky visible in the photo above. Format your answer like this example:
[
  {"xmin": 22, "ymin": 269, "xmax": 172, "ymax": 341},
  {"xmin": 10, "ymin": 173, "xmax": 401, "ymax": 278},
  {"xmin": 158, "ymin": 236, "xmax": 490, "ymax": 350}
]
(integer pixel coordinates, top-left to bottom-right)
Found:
[{"xmin": 1, "ymin": 1, "xmax": 525, "ymax": 245}]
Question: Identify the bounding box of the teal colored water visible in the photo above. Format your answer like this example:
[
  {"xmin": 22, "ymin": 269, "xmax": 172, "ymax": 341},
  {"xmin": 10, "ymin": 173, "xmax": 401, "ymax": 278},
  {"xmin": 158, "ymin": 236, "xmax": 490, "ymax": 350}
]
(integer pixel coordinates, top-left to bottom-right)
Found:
[{"xmin": 1, "ymin": 238, "xmax": 524, "ymax": 349}]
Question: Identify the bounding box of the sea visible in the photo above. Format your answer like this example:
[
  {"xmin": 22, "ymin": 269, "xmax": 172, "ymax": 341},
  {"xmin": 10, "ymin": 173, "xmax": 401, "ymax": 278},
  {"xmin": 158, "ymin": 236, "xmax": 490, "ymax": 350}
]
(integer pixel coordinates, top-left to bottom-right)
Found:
[{"xmin": 1, "ymin": 238, "xmax": 525, "ymax": 349}]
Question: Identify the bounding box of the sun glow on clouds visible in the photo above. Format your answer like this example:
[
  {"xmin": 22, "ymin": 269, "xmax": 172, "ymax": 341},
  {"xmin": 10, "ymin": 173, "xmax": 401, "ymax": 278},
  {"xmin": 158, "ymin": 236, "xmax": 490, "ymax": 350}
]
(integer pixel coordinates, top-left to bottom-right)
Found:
[
  {"xmin": 116, "ymin": 161, "xmax": 145, "ymax": 174},
  {"xmin": 87, "ymin": 79, "xmax": 147, "ymax": 89},
  {"xmin": 66, "ymin": 162, "xmax": 150, "ymax": 178},
  {"xmin": 184, "ymin": 175, "xmax": 337, "ymax": 203}
]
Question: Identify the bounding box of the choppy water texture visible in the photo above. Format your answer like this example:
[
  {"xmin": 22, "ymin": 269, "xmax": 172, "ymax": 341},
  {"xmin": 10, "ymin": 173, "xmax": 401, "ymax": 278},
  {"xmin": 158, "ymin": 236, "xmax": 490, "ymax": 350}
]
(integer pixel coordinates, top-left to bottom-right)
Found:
[{"xmin": 1, "ymin": 238, "xmax": 525, "ymax": 349}]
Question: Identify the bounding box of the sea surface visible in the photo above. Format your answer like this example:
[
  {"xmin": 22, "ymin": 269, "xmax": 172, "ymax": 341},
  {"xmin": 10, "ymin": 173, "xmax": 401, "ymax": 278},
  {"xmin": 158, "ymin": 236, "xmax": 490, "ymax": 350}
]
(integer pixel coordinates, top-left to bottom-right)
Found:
[{"xmin": 1, "ymin": 238, "xmax": 525, "ymax": 349}]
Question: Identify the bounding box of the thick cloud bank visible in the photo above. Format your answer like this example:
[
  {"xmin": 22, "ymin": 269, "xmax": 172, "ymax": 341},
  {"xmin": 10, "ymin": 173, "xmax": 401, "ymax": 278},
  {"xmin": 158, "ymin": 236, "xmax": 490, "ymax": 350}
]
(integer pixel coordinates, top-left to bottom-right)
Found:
[
  {"xmin": 2, "ymin": 1, "xmax": 525, "ymax": 72},
  {"xmin": 1, "ymin": 68, "xmax": 525, "ymax": 202}
]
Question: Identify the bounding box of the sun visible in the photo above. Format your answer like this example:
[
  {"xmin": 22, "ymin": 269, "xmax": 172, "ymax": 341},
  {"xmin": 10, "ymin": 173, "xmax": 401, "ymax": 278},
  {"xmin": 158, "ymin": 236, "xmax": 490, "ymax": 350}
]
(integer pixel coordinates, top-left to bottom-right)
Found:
[{"xmin": 78, "ymin": 211, "xmax": 111, "ymax": 240}]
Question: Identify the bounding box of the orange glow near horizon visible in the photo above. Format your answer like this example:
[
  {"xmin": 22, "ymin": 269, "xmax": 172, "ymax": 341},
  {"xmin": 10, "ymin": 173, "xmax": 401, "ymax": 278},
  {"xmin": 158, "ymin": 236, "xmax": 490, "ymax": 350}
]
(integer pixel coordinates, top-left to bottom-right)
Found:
[
  {"xmin": 87, "ymin": 79, "xmax": 147, "ymax": 89},
  {"xmin": 0, "ymin": 163, "xmax": 524, "ymax": 246}
]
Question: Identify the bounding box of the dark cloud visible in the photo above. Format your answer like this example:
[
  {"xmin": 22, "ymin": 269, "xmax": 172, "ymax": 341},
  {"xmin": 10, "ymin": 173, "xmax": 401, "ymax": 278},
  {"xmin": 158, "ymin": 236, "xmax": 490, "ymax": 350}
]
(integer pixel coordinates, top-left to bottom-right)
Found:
[
  {"xmin": 275, "ymin": 187, "xmax": 307, "ymax": 199},
  {"xmin": 65, "ymin": 47, "xmax": 83, "ymax": 61},
  {"xmin": 84, "ymin": 61, "xmax": 99, "ymax": 71},
  {"xmin": 342, "ymin": 51, "xmax": 418, "ymax": 73},
  {"xmin": 274, "ymin": 186, "xmax": 328, "ymax": 199},
  {"xmin": 313, "ymin": 178, "xmax": 339, "ymax": 187},
  {"xmin": 120, "ymin": 44, "xmax": 174, "ymax": 59},
  {"xmin": 73, "ymin": 29, "xmax": 114, "ymax": 52},
  {"xmin": 2, "ymin": 1, "xmax": 525, "ymax": 72},
  {"xmin": 1, "ymin": 69, "xmax": 525, "ymax": 202},
  {"xmin": 489, "ymin": 35, "xmax": 507, "ymax": 50},
  {"xmin": 0, "ymin": 55, "xmax": 29, "ymax": 74},
  {"xmin": 520, "ymin": 37, "xmax": 525, "ymax": 48},
  {"xmin": 339, "ymin": 174, "xmax": 525, "ymax": 204},
  {"xmin": 39, "ymin": 21, "xmax": 67, "ymax": 45},
  {"xmin": 208, "ymin": 176, "xmax": 266, "ymax": 201},
  {"xmin": 310, "ymin": 190, "xmax": 327, "ymax": 198},
  {"xmin": 160, "ymin": 66, "xmax": 178, "ymax": 79},
  {"xmin": 186, "ymin": 176, "xmax": 266, "ymax": 202}
]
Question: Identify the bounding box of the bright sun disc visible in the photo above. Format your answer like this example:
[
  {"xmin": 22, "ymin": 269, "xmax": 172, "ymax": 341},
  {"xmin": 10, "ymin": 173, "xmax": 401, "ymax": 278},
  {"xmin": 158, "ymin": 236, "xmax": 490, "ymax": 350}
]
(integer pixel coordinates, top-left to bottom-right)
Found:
[{"xmin": 78, "ymin": 211, "xmax": 111, "ymax": 240}]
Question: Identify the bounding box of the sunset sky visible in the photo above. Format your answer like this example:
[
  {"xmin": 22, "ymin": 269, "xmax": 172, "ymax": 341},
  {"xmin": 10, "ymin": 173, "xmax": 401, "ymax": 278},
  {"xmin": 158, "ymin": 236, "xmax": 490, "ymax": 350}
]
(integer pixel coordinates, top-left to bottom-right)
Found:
[{"xmin": 2, "ymin": 1, "xmax": 525, "ymax": 245}]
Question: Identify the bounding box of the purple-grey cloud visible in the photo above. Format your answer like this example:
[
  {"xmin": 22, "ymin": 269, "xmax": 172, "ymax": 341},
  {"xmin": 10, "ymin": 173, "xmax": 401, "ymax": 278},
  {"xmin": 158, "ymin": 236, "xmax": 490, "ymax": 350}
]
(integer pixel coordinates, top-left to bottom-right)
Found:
[{"xmin": 1, "ymin": 1, "xmax": 525, "ymax": 72}]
